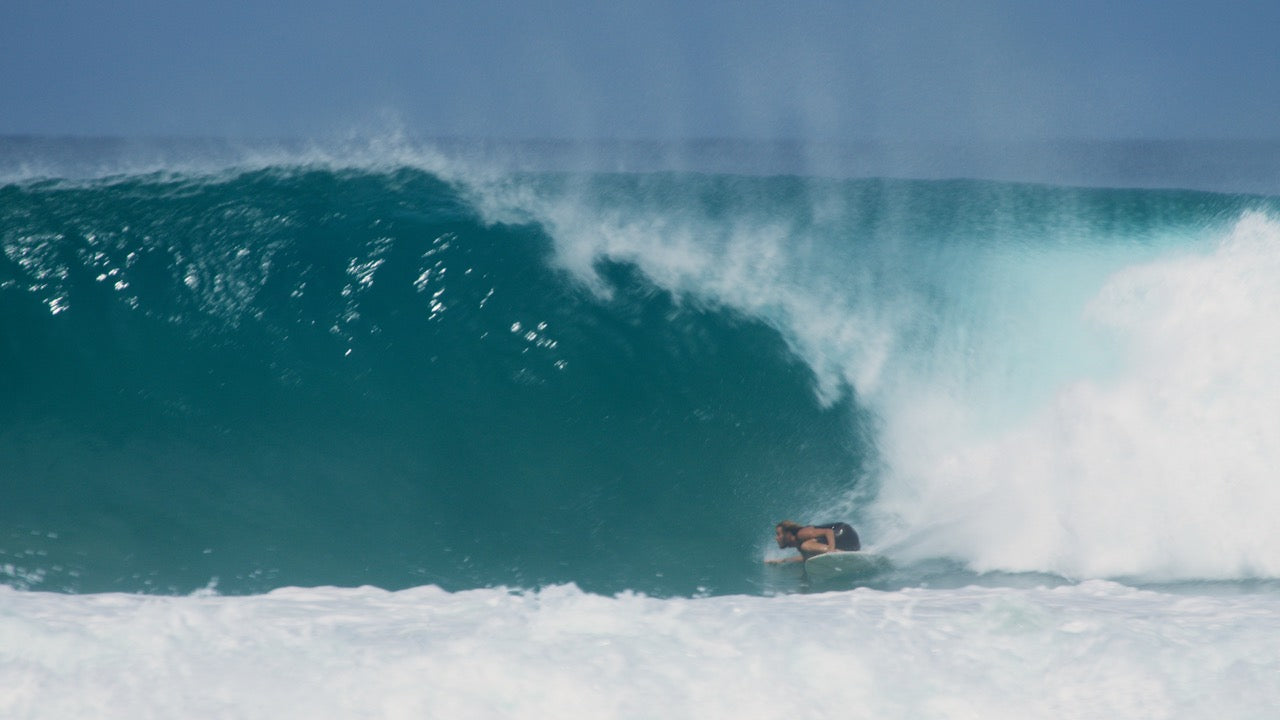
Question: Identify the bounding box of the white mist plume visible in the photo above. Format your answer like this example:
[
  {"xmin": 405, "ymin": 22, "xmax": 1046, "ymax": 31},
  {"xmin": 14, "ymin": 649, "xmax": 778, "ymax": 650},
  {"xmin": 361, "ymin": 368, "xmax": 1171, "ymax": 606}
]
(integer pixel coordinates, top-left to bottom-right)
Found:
[{"xmin": 874, "ymin": 212, "xmax": 1280, "ymax": 579}]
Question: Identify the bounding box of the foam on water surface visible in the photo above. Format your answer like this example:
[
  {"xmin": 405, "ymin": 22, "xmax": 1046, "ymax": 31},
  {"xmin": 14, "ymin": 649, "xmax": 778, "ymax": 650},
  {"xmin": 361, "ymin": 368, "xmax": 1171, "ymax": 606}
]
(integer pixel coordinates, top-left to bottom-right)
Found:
[{"xmin": 2, "ymin": 582, "xmax": 1277, "ymax": 719}]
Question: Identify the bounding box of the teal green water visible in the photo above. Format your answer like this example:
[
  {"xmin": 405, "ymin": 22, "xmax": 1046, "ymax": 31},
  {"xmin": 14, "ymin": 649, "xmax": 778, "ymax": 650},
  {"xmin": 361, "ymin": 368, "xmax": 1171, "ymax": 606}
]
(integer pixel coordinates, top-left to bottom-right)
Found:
[
  {"xmin": 1, "ymin": 167, "xmax": 873, "ymax": 595},
  {"xmin": 2, "ymin": 162, "xmax": 1273, "ymax": 596}
]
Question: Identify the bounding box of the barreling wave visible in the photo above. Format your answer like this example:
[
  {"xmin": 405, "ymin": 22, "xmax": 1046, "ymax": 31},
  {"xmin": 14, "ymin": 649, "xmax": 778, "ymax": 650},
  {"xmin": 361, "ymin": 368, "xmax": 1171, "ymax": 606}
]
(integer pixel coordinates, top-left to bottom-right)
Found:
[
  {"xmin": 3, "ymin": 155, "xmax": 1278, "ymax": 595},
  {"xmin": 465, "ymin": 170, "xmax": 1280, "ymax": 582}
]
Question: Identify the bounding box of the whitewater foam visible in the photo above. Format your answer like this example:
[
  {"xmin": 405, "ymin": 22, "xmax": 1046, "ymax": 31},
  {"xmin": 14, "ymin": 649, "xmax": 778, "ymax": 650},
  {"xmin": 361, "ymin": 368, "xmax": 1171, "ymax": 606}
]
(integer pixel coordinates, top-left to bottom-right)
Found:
[
  {"xmin": 1, "ymin": 581, "xmax": 1276, "ymax": 719},
  {"xmin": 876, "ymin": 212, "xmax": 1280, "ymax": 579}
]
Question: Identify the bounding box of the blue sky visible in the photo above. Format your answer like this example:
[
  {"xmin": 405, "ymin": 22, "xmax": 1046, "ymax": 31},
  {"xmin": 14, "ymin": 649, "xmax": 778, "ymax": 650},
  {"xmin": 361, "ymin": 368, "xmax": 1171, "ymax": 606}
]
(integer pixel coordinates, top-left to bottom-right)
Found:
[{"xmin": 3, "ymin": 0, "xmax": 1278, "ymax": 140}]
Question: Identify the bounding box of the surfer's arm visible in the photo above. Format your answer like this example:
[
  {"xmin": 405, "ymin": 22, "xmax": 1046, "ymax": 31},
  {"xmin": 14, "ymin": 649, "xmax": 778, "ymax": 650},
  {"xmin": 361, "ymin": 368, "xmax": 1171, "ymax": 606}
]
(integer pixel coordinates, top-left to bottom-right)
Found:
[
  {"xmin": 795, "ymin": 531, "xmax": 837, "ymax": 556},
  {"xmin": 793, "ymin": 526, "xmax": 837, "ymax": 553},
  {"xmin": 765, "ymin": 556, "xmax": 805, "ymax": 564},
  {"xmin": 798, "ymin": 538, "xmax": 832, "ymax": 556}
]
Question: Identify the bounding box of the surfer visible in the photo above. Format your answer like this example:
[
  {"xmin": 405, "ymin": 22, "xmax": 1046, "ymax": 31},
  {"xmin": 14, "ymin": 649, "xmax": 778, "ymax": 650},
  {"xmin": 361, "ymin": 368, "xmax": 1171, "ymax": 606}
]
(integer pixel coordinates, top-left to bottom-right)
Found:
[{"xmin": 767, "ymin": 520, "xmax": 861, "ymax": 563}]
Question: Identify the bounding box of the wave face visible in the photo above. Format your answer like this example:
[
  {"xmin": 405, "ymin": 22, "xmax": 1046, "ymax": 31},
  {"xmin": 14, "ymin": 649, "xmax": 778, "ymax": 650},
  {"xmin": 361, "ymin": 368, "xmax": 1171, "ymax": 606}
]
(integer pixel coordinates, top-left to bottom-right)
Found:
[
  {"xmin": 0, "ymin": 167, "xmax": 868, "ymax": 595},
  {"xmin": 4, "ymin": 154, "xmax": 1279, "ymax": 595}
]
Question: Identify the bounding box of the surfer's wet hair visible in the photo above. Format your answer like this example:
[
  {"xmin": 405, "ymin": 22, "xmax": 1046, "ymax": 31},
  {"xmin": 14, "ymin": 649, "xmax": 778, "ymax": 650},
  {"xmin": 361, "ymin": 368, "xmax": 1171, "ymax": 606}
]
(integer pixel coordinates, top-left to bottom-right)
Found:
[{"xmin": 776, "ymin": 520, "xmax": 802, "ymax": 536}]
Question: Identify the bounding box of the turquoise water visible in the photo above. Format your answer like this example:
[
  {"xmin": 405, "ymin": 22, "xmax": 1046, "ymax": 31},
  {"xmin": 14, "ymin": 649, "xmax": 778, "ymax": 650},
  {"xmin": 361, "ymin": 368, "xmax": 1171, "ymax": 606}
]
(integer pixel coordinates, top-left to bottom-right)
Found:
[
  {"xmin": 5, "ymin": 139, "xmax": 1280, "ymax": 718},
  {"xmin": 4, "ymin": 150, "xmax": 1275, "ymax": 597},
  {"xmin": 2, "ymin": 164, "xmax": 873, "ymax": 595}
]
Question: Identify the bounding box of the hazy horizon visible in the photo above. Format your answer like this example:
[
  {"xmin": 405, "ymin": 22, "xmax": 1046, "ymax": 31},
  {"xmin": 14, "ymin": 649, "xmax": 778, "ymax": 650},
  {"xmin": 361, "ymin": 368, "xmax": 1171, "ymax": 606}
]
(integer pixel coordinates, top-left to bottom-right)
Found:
[
  {"xmin": 4, "ymin": 2, "xmax": 1278, "ymax": 143},
  {"xmin": 5, "ymin": 134, "xmax": 1280, "ymax": 198}
]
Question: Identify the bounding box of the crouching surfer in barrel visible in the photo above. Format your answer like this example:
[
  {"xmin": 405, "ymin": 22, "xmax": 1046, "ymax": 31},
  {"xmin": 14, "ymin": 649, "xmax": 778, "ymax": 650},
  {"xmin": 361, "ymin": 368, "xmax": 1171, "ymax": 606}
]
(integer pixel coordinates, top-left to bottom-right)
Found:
[{"xmin": 767, "ymin": 520, "xmax": 861, "ymax": 563}]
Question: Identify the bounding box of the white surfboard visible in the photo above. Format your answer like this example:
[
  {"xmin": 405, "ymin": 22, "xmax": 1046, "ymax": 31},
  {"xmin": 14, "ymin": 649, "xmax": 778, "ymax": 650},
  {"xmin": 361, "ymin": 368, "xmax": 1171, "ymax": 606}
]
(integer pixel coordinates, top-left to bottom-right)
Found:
[{"xmin": 804, "ymin": 551, "xmax": 889, "ymax": 583}]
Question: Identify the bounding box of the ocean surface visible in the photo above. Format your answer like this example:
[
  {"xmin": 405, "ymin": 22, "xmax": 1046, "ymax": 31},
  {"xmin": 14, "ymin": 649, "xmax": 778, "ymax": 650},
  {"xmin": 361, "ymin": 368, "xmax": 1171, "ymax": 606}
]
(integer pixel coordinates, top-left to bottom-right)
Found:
[{"xmin": 3, "ymin": 136, "xmax": 1280, "ymax": 717}]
